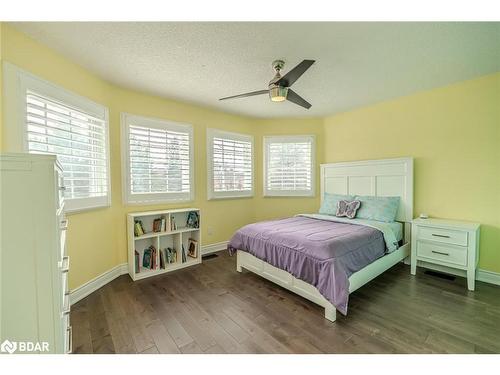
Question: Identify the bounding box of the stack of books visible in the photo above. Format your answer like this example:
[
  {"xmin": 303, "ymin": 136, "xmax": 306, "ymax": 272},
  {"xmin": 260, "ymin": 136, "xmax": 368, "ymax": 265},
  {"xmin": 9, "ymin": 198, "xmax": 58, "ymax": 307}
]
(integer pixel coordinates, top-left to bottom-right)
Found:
[{"xmin": 142, "ymin": 245, "xmax": 157, "ymax": 270}]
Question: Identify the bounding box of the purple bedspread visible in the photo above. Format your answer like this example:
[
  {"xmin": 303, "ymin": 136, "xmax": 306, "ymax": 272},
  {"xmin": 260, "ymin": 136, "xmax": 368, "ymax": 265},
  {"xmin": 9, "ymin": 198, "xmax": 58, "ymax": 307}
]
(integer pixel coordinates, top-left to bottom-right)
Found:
[{"xmin": 228, "ymin": 216, "xmax": 385, "ymax": 315}]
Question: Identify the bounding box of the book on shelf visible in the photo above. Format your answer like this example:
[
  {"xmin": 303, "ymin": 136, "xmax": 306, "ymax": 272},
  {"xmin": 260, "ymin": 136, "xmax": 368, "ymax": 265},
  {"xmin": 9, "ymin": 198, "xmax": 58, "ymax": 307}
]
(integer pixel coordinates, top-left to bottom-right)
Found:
[
  {"xmin": 143, "ymin": 248, "xmax": 151, "ymax": 269},
  {"xmin": 167, "ymin": 247, "xmax": 177, "ymax": 263},
  {"xmin": 142, "ymin": 245, "xmax": 158, "ymax": 270},
  {"xmin": 152, "ymin": 216, "xmax": 168, "ymax": 233},
  {"xmin": 159, "ymin": 247, "xmax": 177, "ymax": 269},
  {"xmin": 152, "ymin": 246, "xmax": 157, "ymax": 269},
  {"xmin": 171, "ymin": 217, "xmax": 177, "ymax": 231},
  {"xmin": 135, "ymin": 250, "xmax": 140, "ymax": 273},
  {"xmin": 134, "ymin": 220, "xmax": 146, "ymax": 237},
  {"xmin": 186, "ymin": 211, "xmax": 199, "ymax": 228},
  {"xmin": 181, "ymin": 244, "xmax": 187, "ymax": 263},
  {"xmin": 187, "ymin": 238, "xmax": 198, "ymax": 258},
  {"xmin": 159, "ymin": 248, "xmax": 165, "ymax": 269},
  {"xmin": 153, "ymin": 218, "xmax": 161, "ymax": 232}
]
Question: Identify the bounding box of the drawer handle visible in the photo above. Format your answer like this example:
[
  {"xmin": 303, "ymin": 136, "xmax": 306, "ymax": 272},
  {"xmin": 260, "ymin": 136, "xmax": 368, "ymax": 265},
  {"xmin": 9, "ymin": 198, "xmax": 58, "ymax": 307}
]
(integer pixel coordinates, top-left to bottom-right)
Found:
[
  {"xmin": 66, "ymin": 326, "xmax": 73, "ymax": 354},
  {"xmin": 62, "ymin": 300, "xmax": 71, "ymax": 315},
  {"xmin": 431, "ymin": 250, "xmax": 450, "ymax": 256},
  {"xmin": 59, "ymin": 186, "xmax": 67, "ymax": 191},
  {"xmin": 432, "ymin": 233, "xmax": 450, "ymax": 238},
  {"xmin": 59, "ymin": 256, "xmax": 70, "ymax": 273}
]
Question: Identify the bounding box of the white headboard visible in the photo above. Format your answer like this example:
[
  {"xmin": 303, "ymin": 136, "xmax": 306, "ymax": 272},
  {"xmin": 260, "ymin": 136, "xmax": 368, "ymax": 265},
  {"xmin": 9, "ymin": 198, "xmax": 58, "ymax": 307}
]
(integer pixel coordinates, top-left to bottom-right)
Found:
[{"xmin": 321, "ymin": 157, "xmax": 414, "ymax": 223}]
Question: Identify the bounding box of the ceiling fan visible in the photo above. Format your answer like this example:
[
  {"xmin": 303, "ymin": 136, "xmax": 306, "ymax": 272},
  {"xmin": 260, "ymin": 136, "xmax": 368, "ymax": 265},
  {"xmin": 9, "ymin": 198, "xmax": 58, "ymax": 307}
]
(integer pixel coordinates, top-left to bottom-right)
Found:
[{"xmin": 219, "ymin": 59, "xmax": 315, "ymax": 109}]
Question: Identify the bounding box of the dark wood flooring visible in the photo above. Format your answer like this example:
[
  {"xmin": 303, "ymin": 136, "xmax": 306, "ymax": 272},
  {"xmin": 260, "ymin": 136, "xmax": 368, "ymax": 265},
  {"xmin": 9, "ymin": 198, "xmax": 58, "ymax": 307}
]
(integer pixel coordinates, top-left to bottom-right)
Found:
[{"xmin": 71, "ymin": 251, "xmax": 500, "ymax": 354}]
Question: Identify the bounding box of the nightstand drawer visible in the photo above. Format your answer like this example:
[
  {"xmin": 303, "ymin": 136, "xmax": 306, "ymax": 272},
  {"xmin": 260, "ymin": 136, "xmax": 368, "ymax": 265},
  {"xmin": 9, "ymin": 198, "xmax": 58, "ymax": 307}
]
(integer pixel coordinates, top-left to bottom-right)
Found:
[
  {"xmin": 416, "ymin": 241, "xmax": 467, "ymax": 267},
  {"xmin": 417, "ymin": 226, "xmax": 468, "ymax": 247}
]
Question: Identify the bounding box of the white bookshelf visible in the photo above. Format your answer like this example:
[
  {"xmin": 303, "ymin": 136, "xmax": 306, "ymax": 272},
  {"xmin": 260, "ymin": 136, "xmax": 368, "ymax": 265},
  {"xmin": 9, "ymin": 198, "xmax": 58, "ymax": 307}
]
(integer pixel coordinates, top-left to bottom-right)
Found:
[{"xmin": 127, "ymin": 208, "xmax": 201, "ymax": 281}]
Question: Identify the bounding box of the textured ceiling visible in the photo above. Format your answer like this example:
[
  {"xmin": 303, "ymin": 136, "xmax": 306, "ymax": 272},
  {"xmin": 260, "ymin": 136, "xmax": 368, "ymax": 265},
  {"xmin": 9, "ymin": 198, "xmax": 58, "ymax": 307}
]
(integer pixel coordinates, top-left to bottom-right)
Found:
[{"xmin": 10, "ymin": 22, "xmax": 500, "ymax": 118}]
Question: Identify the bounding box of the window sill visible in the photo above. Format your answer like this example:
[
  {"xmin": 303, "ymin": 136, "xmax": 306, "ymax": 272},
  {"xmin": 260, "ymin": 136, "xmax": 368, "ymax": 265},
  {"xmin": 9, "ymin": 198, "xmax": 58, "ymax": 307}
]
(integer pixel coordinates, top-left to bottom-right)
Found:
[
  {"xmin": 207, "ymin": 194, "xmax": 254, "ymax": 201},
  {"xmin": 65, "ymin": 201, "xmax": 111, "ymax": 215},
  {"xmin": 124, "ymin": 197, "xmax": 194, "ymax": 206},
  {"xmin": 263, "ymin": 192, "xmax": 315, "ymax": 198}
]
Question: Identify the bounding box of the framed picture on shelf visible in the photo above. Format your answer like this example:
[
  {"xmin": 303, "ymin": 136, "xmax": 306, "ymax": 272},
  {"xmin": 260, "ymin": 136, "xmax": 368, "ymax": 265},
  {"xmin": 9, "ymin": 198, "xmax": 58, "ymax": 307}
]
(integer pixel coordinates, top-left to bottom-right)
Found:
[{"xmin": 187, "ymin": 238, "xmax": 198, "ymax": 258}]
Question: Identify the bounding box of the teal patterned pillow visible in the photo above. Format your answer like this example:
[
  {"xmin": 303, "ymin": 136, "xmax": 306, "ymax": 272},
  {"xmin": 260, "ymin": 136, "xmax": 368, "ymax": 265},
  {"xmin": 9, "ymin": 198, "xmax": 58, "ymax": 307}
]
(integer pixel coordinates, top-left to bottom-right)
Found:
[
  {"xmin": 319, "ymin": 193, "xmax": 355, "ymax": 216},
  {"xmin": 354, "ymin": 195, "xmax": 400, "ymax": 222}
]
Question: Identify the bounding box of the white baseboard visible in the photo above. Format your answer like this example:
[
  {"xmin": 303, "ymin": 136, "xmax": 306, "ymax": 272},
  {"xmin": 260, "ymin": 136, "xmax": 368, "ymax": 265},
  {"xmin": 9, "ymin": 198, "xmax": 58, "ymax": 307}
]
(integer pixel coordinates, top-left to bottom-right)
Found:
[
  {"xmin": 477, "ymin": 269, "xmax": 500, "ymax": 286},
  {"xmin": 70, "ymin": 263, "xmax": 128, "ymax": 305},
  {"xmin": 201, "ymin": 240, "xmax": 228, "ymax": 255},
  {"xmin": 70, "ymin": 242, "xmax": 229, "ymax": 305}
]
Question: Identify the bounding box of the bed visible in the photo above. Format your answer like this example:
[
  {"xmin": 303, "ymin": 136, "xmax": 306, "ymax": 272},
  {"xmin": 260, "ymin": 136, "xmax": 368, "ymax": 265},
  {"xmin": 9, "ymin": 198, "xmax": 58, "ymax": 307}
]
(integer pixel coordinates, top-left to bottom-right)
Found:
[{"xmin": 229, "ymin": 157, "xmax": 413, "ymax": 322}]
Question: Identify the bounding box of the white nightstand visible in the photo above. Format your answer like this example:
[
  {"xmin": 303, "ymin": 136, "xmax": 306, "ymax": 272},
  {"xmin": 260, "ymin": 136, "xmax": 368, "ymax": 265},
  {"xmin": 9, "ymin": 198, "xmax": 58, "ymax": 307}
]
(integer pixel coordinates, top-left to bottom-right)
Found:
[{"xmin": 411, "ymin": 218, "xmax": 480, "ymax": 290}]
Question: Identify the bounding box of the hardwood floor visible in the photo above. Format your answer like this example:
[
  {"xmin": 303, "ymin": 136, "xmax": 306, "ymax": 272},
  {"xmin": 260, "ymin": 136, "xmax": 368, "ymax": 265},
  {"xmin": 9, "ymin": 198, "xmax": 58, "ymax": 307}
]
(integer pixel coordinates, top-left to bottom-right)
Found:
[{"xmin": 71, "ymin": 251, "xmax": 500, "ymax": 354}]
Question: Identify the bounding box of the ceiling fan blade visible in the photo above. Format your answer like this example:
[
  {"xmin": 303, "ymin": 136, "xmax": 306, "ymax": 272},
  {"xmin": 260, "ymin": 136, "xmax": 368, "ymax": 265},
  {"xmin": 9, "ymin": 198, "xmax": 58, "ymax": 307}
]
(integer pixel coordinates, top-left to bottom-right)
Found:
[
  {"xmin": 219, "ymin": 90, "xmax": 268, "ymax": 101},
  {"xmin": 277, "ymin": 60, "xmax": 315, "ymax": 87},
  {"xmin": 286, "ymin": 89, "xmax": 311, "ymax": 109}
]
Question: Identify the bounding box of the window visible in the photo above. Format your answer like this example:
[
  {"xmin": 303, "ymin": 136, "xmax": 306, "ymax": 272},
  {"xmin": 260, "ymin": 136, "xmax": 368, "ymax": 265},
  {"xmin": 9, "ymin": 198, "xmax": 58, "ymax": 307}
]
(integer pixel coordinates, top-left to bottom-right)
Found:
[
  {"xmin": 264, "ymin": 135, "xmax": 315, "ymax": 197},
  {"xmin": 13, "ymin": 66, "xmax": 111, "ymax": 212},
  {"xmin": 207, "ymin": 128, "xmax": 254, "ymax": 199},
  {"xmin": 121, "ymin": 113, "xmax": 194, "ymax": 204}
]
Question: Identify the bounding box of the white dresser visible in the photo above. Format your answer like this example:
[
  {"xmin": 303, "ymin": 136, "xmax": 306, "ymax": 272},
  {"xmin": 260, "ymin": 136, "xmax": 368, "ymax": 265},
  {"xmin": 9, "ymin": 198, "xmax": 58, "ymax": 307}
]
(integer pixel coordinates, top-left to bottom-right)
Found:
[
  {"xmin": 0, "ymin": 153, "xmax": 71, "ymax": 354},
  {"xmin": 411, "ymin": 218, "xmax": 480, "ymax": 290}
]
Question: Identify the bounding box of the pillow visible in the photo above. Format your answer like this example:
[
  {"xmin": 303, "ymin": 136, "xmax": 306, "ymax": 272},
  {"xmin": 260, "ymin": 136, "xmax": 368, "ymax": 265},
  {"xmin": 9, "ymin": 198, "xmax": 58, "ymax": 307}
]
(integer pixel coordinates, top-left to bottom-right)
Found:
[
  {"xmin": 354, "ymin": 195, "xmax": 400, "ymax": 222},
  {"xmin": 336, "ymin": 200, "xmax": 361, "ymax": 219},
  {"xmin": 319, "ymin": 193, "xmax": 355, "ymax": 216}
]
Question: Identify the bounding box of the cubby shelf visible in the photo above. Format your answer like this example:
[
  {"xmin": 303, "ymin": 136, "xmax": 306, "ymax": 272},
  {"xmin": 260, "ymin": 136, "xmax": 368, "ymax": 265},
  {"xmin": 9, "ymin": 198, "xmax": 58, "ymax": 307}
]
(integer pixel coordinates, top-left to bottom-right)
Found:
[
  {"xmin": 127, "ymin": 208, "xmax": 201, "ymax": 281},
  {"xmin": 134, "ymin": 227, "xmax": 199, "ymax": 241}
]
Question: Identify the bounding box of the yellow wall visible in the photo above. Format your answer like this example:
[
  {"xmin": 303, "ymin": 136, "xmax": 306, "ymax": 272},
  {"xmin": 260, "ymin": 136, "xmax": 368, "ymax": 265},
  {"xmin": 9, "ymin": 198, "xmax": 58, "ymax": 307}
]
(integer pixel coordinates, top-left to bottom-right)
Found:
[
  {"xmin": 324, "ymin": 73, "xmax": 500, "ymax": 272},
  {"xmin": 1, "ymin": 25, "xmax": 259, "ymax": 288},
  {"xmin": 1, "ymin": 24, "xmax": 499, "ymax": 290}
]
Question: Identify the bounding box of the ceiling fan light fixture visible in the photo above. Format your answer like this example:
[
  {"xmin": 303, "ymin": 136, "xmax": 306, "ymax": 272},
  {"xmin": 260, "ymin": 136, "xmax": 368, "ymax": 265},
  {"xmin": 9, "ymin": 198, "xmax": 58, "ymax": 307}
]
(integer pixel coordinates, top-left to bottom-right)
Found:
[
  {"xmin": 219, "ymin": 59, "xmax": 314, "ymax": 109},
  {"xmin": 269, "ymin": 86, "xmax": 288, "ymax": 102}
]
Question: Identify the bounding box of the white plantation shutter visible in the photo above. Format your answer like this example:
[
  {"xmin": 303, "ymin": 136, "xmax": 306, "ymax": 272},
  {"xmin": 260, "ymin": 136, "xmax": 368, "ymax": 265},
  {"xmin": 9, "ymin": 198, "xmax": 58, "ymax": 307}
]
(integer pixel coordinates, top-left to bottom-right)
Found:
[
  {"xmin": 25, "ymin": 90, "xmax": 110, "ymax": 211},
  {"xmin": 122, "ymin": 114, "xmax": 193, "ymax": 204},
  {"xmin": 207, "ymin": 129, "xmax": 253, "ymax": 199},
  {"xmin": 264, "ymin": 135, "xmax": 315, "ymax": 197}
]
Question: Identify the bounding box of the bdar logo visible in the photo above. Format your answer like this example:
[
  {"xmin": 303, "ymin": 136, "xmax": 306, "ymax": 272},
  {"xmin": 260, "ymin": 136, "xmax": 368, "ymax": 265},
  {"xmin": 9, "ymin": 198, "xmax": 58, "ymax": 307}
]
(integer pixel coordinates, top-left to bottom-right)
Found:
[{"xmin": 1, "ymin": 340, "xmax": 17, "ymax": 354}]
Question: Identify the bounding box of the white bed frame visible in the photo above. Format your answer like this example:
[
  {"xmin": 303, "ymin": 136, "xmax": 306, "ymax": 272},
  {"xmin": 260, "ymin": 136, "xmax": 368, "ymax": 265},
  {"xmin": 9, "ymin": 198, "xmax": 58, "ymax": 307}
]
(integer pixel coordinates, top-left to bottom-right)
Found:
[{"xmin": 236, "ymin": 157, "xmax": 414, "ymax": 322}]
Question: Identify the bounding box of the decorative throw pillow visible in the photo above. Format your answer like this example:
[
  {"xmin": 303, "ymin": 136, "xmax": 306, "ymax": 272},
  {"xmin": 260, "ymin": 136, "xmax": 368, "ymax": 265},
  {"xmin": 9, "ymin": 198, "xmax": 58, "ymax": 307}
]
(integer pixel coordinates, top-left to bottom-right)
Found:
[
  {"xmin": 336, "ymin": 200, "xmax": 361, "ymax": 219},
  {"xmin": 354, "ymin": 195, "xmax": 400, "ymax": 222},
  {"xmin": 319, "ymin": 193, "xmax": 355, "ymax": 216}
]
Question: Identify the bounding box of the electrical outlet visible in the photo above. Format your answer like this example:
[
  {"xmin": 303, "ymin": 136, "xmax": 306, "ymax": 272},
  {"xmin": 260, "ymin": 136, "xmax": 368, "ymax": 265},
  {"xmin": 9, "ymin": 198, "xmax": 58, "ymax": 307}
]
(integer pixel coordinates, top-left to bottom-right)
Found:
[{"xmin": 207, "ymin": 226, "xmax": 214, "ymax": 236}]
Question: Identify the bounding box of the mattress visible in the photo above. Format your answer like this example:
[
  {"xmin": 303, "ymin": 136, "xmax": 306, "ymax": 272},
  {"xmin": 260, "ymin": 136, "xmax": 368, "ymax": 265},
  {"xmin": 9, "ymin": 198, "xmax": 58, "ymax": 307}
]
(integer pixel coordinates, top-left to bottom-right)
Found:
[{"xmin": 228, "ymin": 215, "xmax": 391, "ymax": 314}]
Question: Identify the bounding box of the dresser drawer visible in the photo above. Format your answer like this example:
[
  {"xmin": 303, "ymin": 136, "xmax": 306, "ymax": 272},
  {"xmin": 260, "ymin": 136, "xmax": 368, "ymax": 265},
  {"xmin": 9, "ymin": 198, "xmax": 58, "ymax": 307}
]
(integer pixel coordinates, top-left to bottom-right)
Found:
[
  {"xmin": 61, "ymin": 288, "xmax": 71, "ymax": 318},
  {"xmin": 416, "ymin": 241, "xmax": 467, "ymax": 267},
  {"xmin": 59, "ymin": 228, "xmax": 67, "ymax": 262},
  {"xmin": 417, "ymin": 225, "xmax": 468, "ymax": 247},
  {"xmin": 61, "ymin": 272, "xmax": 69, "ymax": 304},
  {"xmin": 55, "ymin": 167, "xmax": 66, "ymax": 212},
  {"xmin": 65, "ymin": 325, "xmax": 72, "ymax": 354}
]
